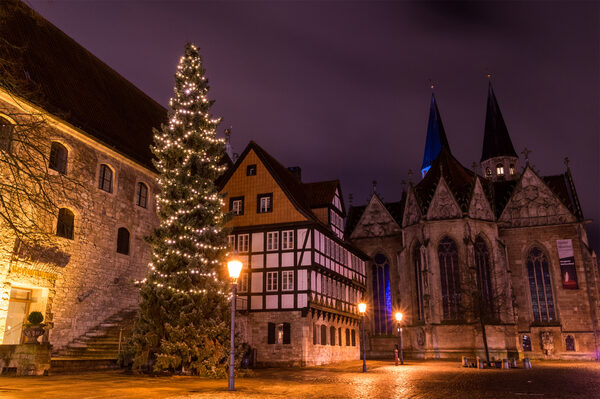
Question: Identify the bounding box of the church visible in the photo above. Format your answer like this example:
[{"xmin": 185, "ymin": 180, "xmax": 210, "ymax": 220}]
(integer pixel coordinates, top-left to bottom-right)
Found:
[{"xmin": 345, "ymin": 83, "xmax": 600, "ymax": 361}]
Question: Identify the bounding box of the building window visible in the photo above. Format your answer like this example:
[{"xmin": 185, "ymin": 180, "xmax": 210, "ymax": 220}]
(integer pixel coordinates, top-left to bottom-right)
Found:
[
  {"xmin": 526, "ymin": 247, "xmax": 556, "ymax": 323},
  {"xmin": 321, "ymin": 325, "xmax": 327, "ymax": 345},
  {"xmin": 238, "ymin": 273, "xmax": 249, "ymax": 293},
  {"xmin": 338, "ymin": 327, "xmax": 342, "ymax": 346},
  {"xmin": 485, "ymin": 167, "xmax": 492, "ymax": 177},
  {"xmin": 522, "ymin": 335, "xmax": 532, "ymax": 352},
  {"xmin": 496, "ymin": 163, "xmax": 504, "ymax": 176},
  {"xmin": 438, "ymin": 236, "xmax": 461, "ymax": 320},
  {"xmin": 414, "ymin": 244, "xmax": 425, "ymax": 321},
  {"xmin": 267, "ymin": 232, "xmax": 279, "ymax": 251},
  {"xmin": 351, "ymin": 329, "xmax": 356, "ymax": 346},
  {"xmin": 266, "ymin": 271, "xmax": 278, "ymax": 292},
  {"xmin": 330, "ymin": 326, "xmax": 336, "ymax": 346},
  {"xmin": 257, "ymin": 193, "xmax": 273, "ymax": 213},
  {"xmin": 136, "ymin": 182, "xmax": 148, "ymax": 208},
  {"xmin": 116, "ymin": 227, "xmax": 130, "ymax": 255},
  {"xmin": 268, "ymin": 322, "xmax": 291, "ymax": 344},
  {"xmin": 372, "ymin": 253, "xmax": 393, "ymax": 335},
  {"xmin": 227, "ymin": 235, "xmax": 235, "ymax": 250},
  {"xmin": 98, "ymin": 164, "xmax": 113, "ymax": 193},
  {"xmin": 246, "ymin": 164, "xmax": 257, "ymax": 176},
  {"xmin": 313, "ymin": 323, "xmax": 318, "ymax": 345},
  {"xmin": 0, "ymin": 116, "xmax": 13, "ymax": 152},
  {"xmin": 474, "ymin": 237, "xmax": 495, "ymax": 320},
  {"xmin": 509, "ymin": 164, "xmax": 516, "ymax": 175},
  {"xmin": 345, "ymin": 328, "xmax": 350, "ymax": 346},
  {"xmin": 565, "ymin": 335, "xmax": 575, "ymax": 351},
  {"xmin": 282, "ymin": 271, "xmax": 294, "ymax": 291},
  {"xmin": 237, "ymin": 234, "xmax": 249, "ymax": 253},
  {"xmin": 48, "ymin": 142, "xmax": 68, "ymax": 174},
  {"xmin": 282, "ymin": 230, "xmax": 294, "ymax": 250},
  {"xmin": 229, "ymin": 196, "xmax": 244, "ymax": 216},
  {"xmin": 56, "ymin": 208, "xmax": 74, "ymax": 239}
]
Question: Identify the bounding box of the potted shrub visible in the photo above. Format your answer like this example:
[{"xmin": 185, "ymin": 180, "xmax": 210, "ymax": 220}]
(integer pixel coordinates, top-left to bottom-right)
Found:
[{"xmin": 22, "ymin": 311, "xmax": 45, "ymax": 344}]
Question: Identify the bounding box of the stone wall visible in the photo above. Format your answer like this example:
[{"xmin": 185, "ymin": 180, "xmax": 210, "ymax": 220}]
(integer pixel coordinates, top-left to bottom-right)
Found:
[{"xmin": 0, "ymin": 343, "xmax": 51, "ymax": 375}]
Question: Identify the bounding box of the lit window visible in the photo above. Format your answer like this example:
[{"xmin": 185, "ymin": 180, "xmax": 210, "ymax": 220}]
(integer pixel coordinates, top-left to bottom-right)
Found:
[
  {"xmin": 257, "ymin": 193, "xmax": 273, "ymax": 213},
  {"xmin": 267, "ymin": 232, "xmax": 279, "ymax": 251},
  {"xmin": 117, "ymin": 227, "xmax": 130, "ymax": 255},
  {"xmin": 496, "ymin": 163, "xmax": 504, "ymax": 176},
  {"xmin": 136, "ymin": 182, "xmax": 148, "ymax": 208},
  {"xmin": 0, "ymin": 116, "xmax": 13, "ymax": 152},
  {"xmin": 98, "ymin": 164, "xmax": 113, "ymax": 193},
  {"xmin": 238, "ymin": 273, "xmax": 249, "ymax": 293},
  {"xmin": 509, "ymin": 164, "xmax": 516, "ymax": 175},
  {"xmin": 282, "ymin": 230, "xmax": 294, "ymax": 250},
  {"xmin": 246, "ymin": 164, "xmax": 257, "ymax": 176},
  {"xmin": 49, "ymin": 142, "xmax": 68, "ymax": 174},
  {"xmin": 282, "ymin": 271, "xmax": 294, "ymax": 291},
  {"xmin": 230, "ymin": 196, "xmax": 244, "ymax": 216},
  {"xmin": 237, "ymin": 234, "xmax": 249, "ymax": 253},
  {"xmin": 56, "ymin": 208, "xmax": 74, "ymax": 240},
  {"xmin": 227, "ymin": 235, "xmax": 235, "ymax": 250},
  {"xmin": 266, "ymin": 271, "xmax": 278, "ymax": 291}
]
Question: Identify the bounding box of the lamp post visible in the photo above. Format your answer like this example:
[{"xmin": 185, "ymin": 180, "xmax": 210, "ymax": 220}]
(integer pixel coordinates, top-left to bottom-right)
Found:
[
  {"xmin": 358, "ymin": 302, "xmax": 367, "ymax": 372},
  {"xmin": 227, "ymin": 258, "xmax": 243, "ymax": 391},
  {"xmin": 395, "ymin": 312, "xmax": 403, "ymax": 365}
]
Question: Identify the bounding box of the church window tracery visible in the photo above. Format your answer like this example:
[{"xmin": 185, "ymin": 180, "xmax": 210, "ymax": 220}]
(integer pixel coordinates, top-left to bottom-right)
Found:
[
  {"xmin": 438, "ymin": 237, "xmax": 461, "ymax": 320},
  {"xmin": 414, "ymin": 244, "xmax": 425, "ymax": 321},
  {"xmin": 474, "ymin": 237, "xmax": 495, "ymax": 319},
  {"xmin": 526, "ymin": 247, "xmax": 556, "ymax": 322},
  {"xmin": 372, "ymin": 253, "xmax": 392, "ymax": 334}
]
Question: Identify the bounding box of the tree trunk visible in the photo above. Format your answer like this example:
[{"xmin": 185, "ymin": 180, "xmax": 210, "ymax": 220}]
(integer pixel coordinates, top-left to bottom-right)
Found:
[{"xmin": 480, "ymin": 317, "xmax": 490, "ymax": 364}]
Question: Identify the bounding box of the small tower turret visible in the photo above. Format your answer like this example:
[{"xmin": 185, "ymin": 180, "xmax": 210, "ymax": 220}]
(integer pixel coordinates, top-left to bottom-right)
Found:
[
  {"xmin": 480, "ymin": 80, "xmax": 519, "ymax": 181},
  {"xmin": 421, "ymin": 92, "xmax": 450, "ymax": 177}
]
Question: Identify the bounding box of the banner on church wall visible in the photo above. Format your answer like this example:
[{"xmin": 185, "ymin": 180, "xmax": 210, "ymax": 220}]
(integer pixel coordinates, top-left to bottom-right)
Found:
[{"xmin": 557, "ymin": 239, "xmax": 578, "ymax": 289}]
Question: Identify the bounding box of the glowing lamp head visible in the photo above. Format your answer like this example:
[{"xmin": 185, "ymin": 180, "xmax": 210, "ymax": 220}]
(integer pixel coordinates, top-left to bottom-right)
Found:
[
  {"xmin": 395, "ymin": 312, "xmax": 403, "ymax": 322},
  {"xmin": 358, "ymin": 302, "xmax": 367, "ymax": 314},
  {"xmin": 227, "ymin": 259, "xmax": 243, "ymax": 280}
]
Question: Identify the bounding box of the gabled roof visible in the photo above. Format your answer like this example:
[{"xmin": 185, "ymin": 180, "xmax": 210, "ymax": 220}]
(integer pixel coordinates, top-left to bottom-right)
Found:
[
  {"xmin": 542, "ymin": 173, "xmax": 584, "ymax": 221},
  {"xmin": 344, "ymin": 193, "xmax": 405, "ymax": 237},
  {"xmin": 421, "ymin": 93, "xmax": 450, "ymax": 174},
  {"xmin": 0, "ymin": 1, "xmax": 167, "ymax": 170},
  {"xmin": 414, "ymin": 147, "xmax": 475, "ymax": 214},
  {"xmin": 304, "ymin": 180, "xmax": 345, "ymax": 215},
  {"xmin": 481, "ymin": 81, "xmax": 517, "ymax": 162}
]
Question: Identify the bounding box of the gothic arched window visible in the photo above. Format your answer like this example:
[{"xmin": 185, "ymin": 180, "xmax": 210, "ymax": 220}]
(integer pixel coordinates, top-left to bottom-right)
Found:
[
  {"xmin": 438, "ymin": 237, "xmax": 461, "ymax": 320},
  {"xmin": 372, "ymin": 253, "xmax": 392, "ymax": 335},
  {"xmin": 413, "ymin": 244, "xmax": 425, "ymax": 321},
  {"xmin": 526, "ymin": 247, "xmax": 556, "ymax": 322},
  {"xmin": 474, "ymin": 237, "xmax": 495, "ymax": 319}
]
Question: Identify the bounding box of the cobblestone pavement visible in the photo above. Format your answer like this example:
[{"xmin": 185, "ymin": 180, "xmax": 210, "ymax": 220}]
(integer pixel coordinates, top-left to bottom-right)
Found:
[{"xmin": 0, "ymin": 360, "xmax": 599, "ymax": 398}]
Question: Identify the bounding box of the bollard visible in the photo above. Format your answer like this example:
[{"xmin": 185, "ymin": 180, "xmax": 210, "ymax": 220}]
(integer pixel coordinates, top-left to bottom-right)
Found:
[
  {"xmin": 462, "ymin": 356, "xmax": 468, "ymax": 367},
  {"xmin": 477, "ymin": 357, "xmax": 485, "ymax": 369},
  {"xmin": 502, "ymin": 359, "xmax": 510, "ymax": 369},
  {"xmin": 511, "ymin": 358, "xmax": 517, "ymax": 368},
  {"xmin": 523, "ymin": 358, "xmax": 532, "ymax": 369}
]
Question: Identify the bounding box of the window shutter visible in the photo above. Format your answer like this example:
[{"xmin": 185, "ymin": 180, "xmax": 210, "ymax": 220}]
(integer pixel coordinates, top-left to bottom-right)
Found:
[
  {"xmin": 267, "ymin": 322, "xmax": 275, "ymax": 344},
  {"xmin": 283, "ymin": 323, "xmax": 291, "ymax": 344}
]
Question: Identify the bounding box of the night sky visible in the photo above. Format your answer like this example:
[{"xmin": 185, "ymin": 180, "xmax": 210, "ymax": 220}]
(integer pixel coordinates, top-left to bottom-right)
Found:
[{"xmin": 29, "ymin": 1, "xmax": 599, "ymax": 250}]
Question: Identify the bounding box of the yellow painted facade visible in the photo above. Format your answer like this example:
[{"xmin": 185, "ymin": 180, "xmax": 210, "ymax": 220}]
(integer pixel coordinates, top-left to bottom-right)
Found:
[{"xmin": 221, "ymin": 149, "xmax": 308, "ymax": 227}]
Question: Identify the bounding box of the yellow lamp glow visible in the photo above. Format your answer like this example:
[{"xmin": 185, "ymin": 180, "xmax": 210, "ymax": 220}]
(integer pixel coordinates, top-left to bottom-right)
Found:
[
  {"xmin": 358, "ymin": 302, "xmax": 367, "ymax": 314},
  {"xmin": 395, "ymin": 312, "xmax": 403, "ymax": 322},
  {"xmin": 227, "ymin": 259, "xmax": 243, "ymax": 280}
]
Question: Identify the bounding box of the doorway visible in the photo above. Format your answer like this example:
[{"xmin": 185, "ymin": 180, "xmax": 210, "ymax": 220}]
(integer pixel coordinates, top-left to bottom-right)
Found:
[{"xmin": 4, "ymin": 288, "xmax": 32, "ymax": 345}]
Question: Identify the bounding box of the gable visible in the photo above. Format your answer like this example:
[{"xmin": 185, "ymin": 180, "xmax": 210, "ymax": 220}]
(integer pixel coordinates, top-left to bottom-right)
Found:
[
  {"xmin": 468, "ymin": 178, "xmax": 495, "ymax": 221},
  {"xmin": 426, "ymin": 177, "xmax": 462, "ymax": 220},
  {"xmin": 402, "ymin": 188, "xmax": 421, "ymax": 227},
  {"xmin": 499, "ymin": 168, "xmax": 576, "ymax": 227},
  {"xmin": 220, "ymin": 149, "xmax": 309, "ymax": 227},
  {"xmin": 351, "ymin": 195, "xmax": 401, "ymax": 239}
]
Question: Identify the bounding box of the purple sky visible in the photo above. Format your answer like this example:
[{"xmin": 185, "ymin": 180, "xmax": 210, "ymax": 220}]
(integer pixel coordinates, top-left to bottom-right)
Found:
[{"xmin": 30, "ymin": 1, "xmax": 599, "ymax": 250}]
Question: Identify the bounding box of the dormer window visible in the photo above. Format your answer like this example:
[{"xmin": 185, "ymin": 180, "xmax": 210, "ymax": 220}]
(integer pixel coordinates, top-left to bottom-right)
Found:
[
  {"xmin": 509, "ymin": 164, "xmax": 515, "ymax": 175},
  {"xmin": 496, "ymin": 163, "xmax": 504, "ymax": 176}
]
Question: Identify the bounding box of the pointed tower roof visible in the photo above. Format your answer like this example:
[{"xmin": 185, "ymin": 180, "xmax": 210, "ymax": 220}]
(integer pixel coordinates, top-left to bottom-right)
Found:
[
  {"xmin": 481, "ymin": 81, "xmax": 518, "ymax": 162},
  {"xmin": 421, "ymin": 93, "xmax": 450, "ymax": 177}
]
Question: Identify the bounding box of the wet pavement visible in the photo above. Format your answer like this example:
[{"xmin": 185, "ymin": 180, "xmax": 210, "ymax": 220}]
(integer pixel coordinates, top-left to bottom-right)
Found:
[{"xmin": 0, "ymin": 360, "xmax": 599, "ymax": 398}]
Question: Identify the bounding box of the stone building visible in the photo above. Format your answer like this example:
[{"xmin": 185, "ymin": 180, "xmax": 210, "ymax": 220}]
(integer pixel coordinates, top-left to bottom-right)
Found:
[
  {"xmin": 219, "ymin": 141, "xmax": 368, "ymax": 366},
  {"xmin": 346, "ymin": 84, "xmax": 600, "ymax": 361},
  {"xmin": 0, "ymin": 1, "xmax": 165, "ymax": 371}
]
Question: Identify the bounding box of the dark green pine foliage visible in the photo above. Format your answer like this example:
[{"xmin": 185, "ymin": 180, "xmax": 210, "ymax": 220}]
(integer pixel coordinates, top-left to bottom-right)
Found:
[{"xmin": 127, "ymin": 43, "xmax": 232, "ymax": 376}]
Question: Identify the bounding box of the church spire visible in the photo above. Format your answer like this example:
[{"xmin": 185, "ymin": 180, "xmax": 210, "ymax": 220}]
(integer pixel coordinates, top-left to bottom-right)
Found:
[
  {"xmin": 421, "ymin": 93, "xmax": 450, "ymax": 177},
  {"xmin": 481, "ymin": 81, "xmax": 517, "ymax": 162},
  {"xmin": 480, "ymin": 80, "xmax": 519, "ymax": 181}
]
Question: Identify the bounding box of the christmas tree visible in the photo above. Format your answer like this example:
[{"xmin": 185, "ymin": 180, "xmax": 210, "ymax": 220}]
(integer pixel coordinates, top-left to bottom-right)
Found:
[{"xmin": 126, "ymin": 43, "xmax": 233, "ymax": 376}]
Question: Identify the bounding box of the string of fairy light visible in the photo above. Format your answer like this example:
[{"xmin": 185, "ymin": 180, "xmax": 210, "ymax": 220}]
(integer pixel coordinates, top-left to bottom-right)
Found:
[{"xmin": 135, "ymin": 44, "xmax": 231, "ymax": 298}]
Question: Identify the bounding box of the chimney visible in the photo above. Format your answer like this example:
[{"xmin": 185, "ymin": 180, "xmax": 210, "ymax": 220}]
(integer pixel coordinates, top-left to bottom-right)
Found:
[{"xmin": 287, "ymin": 166, "xmax": 302, "ymax": 182}]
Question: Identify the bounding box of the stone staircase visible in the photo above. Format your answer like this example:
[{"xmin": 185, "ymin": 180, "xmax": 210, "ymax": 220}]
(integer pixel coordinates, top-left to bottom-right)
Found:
[{"xmin": 50, "ymin": 307, "xmax": 138, "ymax": 374}]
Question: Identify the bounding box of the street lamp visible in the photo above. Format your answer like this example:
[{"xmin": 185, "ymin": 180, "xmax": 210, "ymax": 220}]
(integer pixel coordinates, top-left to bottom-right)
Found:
[
  {"xmin": 227, "ymin": 257, "xmax": 243, "ymax": 391},
  {"xmin": 358, "ymin": 302, "xmax": 367, "ymax": 372},
  {"xmin": 395, "ymin": 312, "xmax": 404, "ymax": 365}
]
